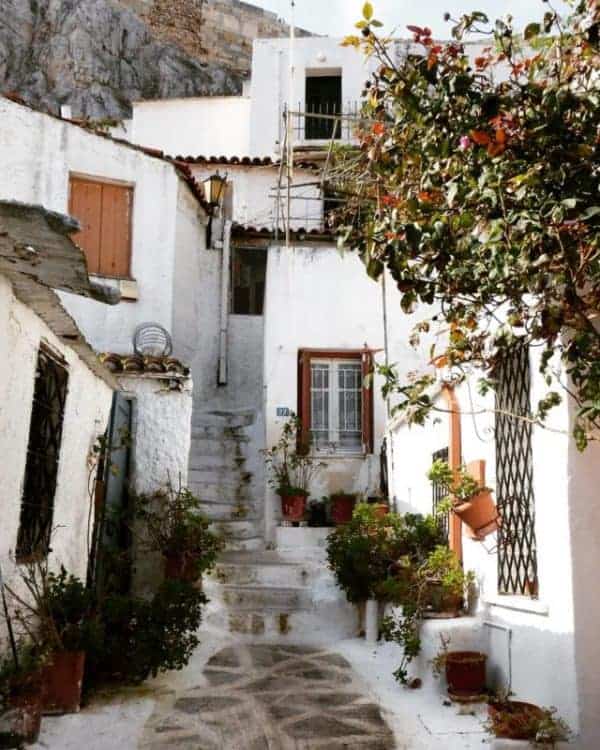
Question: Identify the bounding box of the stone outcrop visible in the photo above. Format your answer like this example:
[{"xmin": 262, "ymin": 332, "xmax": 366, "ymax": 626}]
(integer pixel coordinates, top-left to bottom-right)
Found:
[{"xmin": 0, "ymin": 0, "xmax": 243, "ymax": 120}]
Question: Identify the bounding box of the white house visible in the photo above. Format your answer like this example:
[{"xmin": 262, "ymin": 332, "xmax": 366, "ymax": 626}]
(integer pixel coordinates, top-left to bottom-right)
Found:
[
  {"xmin": 0, "ymin": 200, "xmax": 117, "ymax": 592},
  {"xmin": 386, "ymin": 348, "xmax": 600, "ymax": 747}
]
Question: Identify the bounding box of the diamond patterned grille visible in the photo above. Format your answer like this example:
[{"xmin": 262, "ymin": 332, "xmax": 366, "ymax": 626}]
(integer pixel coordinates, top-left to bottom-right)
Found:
[
  {"xmin": 495, "ymin": 345, "xmax": 538, "ymax": 597},
  {"xmin": 17, "ymin": 347, "xmax": 69, "ymax": 560},
  {"xmin": 432, "ymin": 447, "xmax": 450, "ymax": 541}
]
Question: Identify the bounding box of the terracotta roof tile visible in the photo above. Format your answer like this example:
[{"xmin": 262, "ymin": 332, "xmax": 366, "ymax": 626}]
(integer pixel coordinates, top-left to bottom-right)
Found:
[{"xmin": 101, "ymin": 353, "xmax": 191, "ymax": 377}]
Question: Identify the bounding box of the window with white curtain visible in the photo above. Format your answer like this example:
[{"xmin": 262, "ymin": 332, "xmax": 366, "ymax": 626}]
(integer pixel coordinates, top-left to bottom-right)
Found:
[{"xmin": 310, "ymin": 359, "xmax": 362, "ymax": 452}]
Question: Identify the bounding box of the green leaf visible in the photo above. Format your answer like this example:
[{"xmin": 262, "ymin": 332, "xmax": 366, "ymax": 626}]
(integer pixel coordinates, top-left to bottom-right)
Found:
[
  {"xmin": 363, "ymin": 2, "xmax": 374, "ymax": 21},
  {"xmin": 524, "ymin": 22, "xmax": 541, "ymax": 40},
  {"xmin": 580, "ymin": 206, "xmax": 600, "ymax": 221}
]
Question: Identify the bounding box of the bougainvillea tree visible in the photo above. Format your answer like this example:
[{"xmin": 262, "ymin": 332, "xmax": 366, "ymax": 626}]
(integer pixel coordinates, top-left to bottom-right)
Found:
[{"xmin": 335, "ymin": 1, "xmax": 600, "ymax": 448}]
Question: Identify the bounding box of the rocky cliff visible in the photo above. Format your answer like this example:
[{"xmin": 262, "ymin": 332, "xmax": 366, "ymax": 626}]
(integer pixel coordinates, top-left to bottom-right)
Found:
[{"xmin": 0, "ymin": 0, "xmax": 244, "ymax": 120}]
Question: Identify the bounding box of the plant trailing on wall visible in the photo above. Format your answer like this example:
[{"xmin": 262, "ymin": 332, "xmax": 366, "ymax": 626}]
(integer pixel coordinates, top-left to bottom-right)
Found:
[
  {"xmin": 336, "ymin": 1, "xmax": 600, "ymax": 449},
  {"xmin": 381, "ymin": 546, "xmax": 474, "ymax": 685}
]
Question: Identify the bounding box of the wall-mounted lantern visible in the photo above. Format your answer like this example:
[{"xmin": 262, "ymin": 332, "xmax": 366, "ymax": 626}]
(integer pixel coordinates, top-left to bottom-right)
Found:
[{"xmin": 202, "ymin": 172, "xmax": 228, "ymax": 208}]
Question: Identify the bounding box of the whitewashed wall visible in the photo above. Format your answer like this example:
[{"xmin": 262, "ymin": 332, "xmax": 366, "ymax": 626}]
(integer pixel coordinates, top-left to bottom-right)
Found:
[
  {"xmin": 0, "ymin": 274, "xmax": 114, "ymax": 585},
  {"xmin": 263, "ymin": 242, "xmax": 428, "ymax": 541},
  {"xmin": 386, "ymin": 355, "xmax": 584, "ymax": 736},
  {"xmin": 128, "ymin": 97, "xmax": 252, "ymax": 158},
  {"xmin": 0, "ymin": 97, "xmax": 205, "ymax": 356}
]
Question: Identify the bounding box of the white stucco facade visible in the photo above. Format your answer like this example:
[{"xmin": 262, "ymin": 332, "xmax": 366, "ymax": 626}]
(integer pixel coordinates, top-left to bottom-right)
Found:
[
  {"xmin": 0, "ymin": 273, "xmax": 114, "ymax": 585},
  {"xmin": 0, "ymin": 97, "xmax": 208, "ymax": 355},
  {"xmin": 386, "ymin": 355, "xmax": 600, "ymax": 745}
]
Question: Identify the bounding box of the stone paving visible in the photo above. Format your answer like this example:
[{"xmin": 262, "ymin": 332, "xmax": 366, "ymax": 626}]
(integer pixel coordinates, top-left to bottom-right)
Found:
[{"xmin": 141, "ymin": 644, "xmax": 396, "ymax": 749}]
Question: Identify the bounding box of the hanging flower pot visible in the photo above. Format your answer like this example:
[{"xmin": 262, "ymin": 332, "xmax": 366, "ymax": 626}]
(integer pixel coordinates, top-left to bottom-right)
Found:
[
  {"xmin": 42, "ymin": 650, "xmax": 86, "ymax": 715},
  {"xmin": 279, "ymin": 491, "xmax": 308, "ymax": 522},
  {"xmin": 453, "ymin": 489, "xmax": 500, "ymax": 538},
  {"xmin": 330, "ymin": 493, "xmax": 356, "ymax": 525},
  {"xmin": 445, "ymin": 651, "xmax": 487, "ymax": 700}
]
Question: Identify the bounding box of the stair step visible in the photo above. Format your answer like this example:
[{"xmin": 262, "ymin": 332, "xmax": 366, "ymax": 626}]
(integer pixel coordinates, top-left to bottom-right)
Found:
[
  {"xmin": 201, "ymin": 504, "xmax": 259, "ymax": 522},
  {"xmin": 188, "ymin": 474, "xmax": 252, "ymax": 492},
  {"xmin": 192, "ymin": 411, "xmax": 255, "ymax": 429},
  {"xmin": 217, "ymin": 584, "xmax": 312, "ymax": 612},
  {"xmin": 211, "ymin": 519, "xmax": 263, "ymax": 541},
  {"xmin": 213, "ymin": 560, "xmax": 310, "ymax": 588},
  {"xmin": 191, "ymin": 426, "xmax": 251, "ymax": 443},
  {"xmin": 188, "ymin": 454, "xmax": 246, "ymax": 471}
]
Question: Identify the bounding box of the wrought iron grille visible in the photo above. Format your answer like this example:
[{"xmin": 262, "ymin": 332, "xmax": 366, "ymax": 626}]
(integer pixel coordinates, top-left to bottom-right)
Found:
[
  {"xmin": 17, "ymin": 346, "xmax": 69, "ymax": 559},
  {"xmin": 495, "ymin": 345, "xmax": 539, "ymax": 597},
  {"xmin": 432, "ymin": 447, "xmax": 450, "ymax": 540}
]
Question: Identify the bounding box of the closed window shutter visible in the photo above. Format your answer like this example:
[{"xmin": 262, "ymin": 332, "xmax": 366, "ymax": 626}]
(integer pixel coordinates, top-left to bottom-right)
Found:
[
  {"xmin": 69, "ymin": 177, "xmax": 132, "ymax": 278},
  {"xmin": 297, "ymin": 350, "xmax": 311, "ymax": 453},
  {"xmin": 362, "ymin": 350, "xmax": 374, "ymax": 454}
]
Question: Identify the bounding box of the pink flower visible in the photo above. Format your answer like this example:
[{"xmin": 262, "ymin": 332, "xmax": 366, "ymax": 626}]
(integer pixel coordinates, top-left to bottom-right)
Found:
[{"xmin": 459, "ymin": 135, "xmax": 471, "ymax": 151}]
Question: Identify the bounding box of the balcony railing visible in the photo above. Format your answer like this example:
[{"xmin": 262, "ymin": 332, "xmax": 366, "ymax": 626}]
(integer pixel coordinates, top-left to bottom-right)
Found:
[{"xmin": 289, "ymin": 101, "xmax": 361, "ymax": 144}]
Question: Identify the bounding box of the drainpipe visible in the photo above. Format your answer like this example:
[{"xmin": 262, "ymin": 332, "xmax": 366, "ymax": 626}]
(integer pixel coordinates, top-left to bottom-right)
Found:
[{"xmin": 218, "ymin": 220, "xmax": 232, "ymax": 386}]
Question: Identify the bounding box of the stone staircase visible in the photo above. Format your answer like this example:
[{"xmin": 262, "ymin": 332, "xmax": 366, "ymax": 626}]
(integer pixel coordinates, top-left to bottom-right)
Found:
[
  {"xmin": 188, "ymin": 410, "xmax": 263, "ymax": 551},
  {"xmin": 203, "ymin": 550, "xmax": 358, "ymax": 642}
]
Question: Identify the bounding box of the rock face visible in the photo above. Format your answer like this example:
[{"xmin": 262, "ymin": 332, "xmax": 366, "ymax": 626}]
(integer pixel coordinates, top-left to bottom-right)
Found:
[{"xmin": 0, "ymin": 0, "xmax": 244, "ymax": 120}]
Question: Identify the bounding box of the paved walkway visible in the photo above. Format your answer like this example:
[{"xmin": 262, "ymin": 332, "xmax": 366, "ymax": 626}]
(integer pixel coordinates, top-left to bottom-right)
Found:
[{"xmin": 141, "ymin": 643, "xmax": 396, "ymax": 749}]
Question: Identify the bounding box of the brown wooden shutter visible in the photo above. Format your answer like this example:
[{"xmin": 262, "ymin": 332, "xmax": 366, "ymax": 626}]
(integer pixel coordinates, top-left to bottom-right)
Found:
[
  {"xmin": 99, "ymin": 183, "xmax": 132, "ymax": 278},
  {"xmin": 362, "ymin": 350, "xmax": 375, "ymax": 454},
  {"xmin": 69, "ymin": 176, "xmax": 132, "ymax": 278},
  {"xmin": 69, "ymin": 178, "xmax": 102, "ymax": 274},
  {"xmin": 297, "ymin": 350, "xmax": 312, "ymax": 453}
]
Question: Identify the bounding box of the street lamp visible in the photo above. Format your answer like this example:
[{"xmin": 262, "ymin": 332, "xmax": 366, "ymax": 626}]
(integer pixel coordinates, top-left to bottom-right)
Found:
[{"xmin": 202, "ymin": 172, "xmax": 228, "ymax": 207}]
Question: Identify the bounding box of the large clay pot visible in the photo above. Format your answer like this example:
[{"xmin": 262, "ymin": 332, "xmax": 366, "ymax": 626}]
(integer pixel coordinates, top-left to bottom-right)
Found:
[
  {"xmin": 164, "ymin": 552, "xmax": 201, "ymax": 583},
  {"xmin": 445, "ymin": 651, "xmax": 487, "ymax": 698},
  {"xmin": 330, "ymin": 495, "xmax": 355, "ymax": 525},
  {"xmin": 280, "ymin": 493, "xmax": 307, "ymax": 522},
  {"xmin": 373, "ymin": 503, "xmax": 389, "ymax": 519},
  {"xmin": 487, "ymin": 701, "xmax": 545, "ymax": 740},
  {"xmin": 42, "ymin": 651, "xmax": 85, "ymax": 715},
  {"xmin": 454, "ymin": 489, "xmax": 500, "ymax": 538},
  {"xmin": 5, "ymin": 672, "xmax": 43, "ymax": 744}
]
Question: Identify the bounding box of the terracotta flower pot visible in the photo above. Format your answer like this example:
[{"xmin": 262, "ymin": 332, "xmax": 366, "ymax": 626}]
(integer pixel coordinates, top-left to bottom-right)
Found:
[
  {"xmin": 487, "ymin": 701, "xmax": 545, "ymax": 740},
  {"xmin": 164, "ymin": 552, "xmax": 201, "ymax": 583},
  {"xmin": 330, "ymin": 495, "xmax": 356, "ymax": 525},
  {"xmin": 445, "ymin": 651, "xmax": 487, "ymax": 698},
  {"xmin": 42, "ymin": 651, "xmax": 85, "ymax": 715},
  {"xmin": 454, "ymin": 489, "xmax": 500, "ymax": 538},
  {"xmin": 6, "ymin": 672, "xmax": 44, "ymax": 744},
  {"xmin": 373, "ymin": 503, "xmax": 389, "ymax": 519},
  {"xmin": 423, "ymin": 582, "xmax": 463, "ymax": 618},
  {"xmin": 280, "ymin": 493, "xmax": 307, "ymax": 522}
]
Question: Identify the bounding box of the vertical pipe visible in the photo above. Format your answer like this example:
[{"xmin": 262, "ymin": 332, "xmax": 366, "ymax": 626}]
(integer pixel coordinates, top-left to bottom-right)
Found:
[
  {"xmin": 286, "ymin": 0, "xmax": 295, "ymax": 248},
  {"xmin": 442, "ymin": 385, "xmax": 464, "ymax": 562},
  {"xmin": 218, "ymin": 220, "xmax": 232, "ymax": 385}
]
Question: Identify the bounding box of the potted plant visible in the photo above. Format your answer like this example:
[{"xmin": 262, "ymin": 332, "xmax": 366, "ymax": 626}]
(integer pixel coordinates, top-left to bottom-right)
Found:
[
  {"xmin": 382, "ymin": 545, "xmax": 475, "ymax": 686},
  {"xmin": 427, "ymin": 460, "xmax": 500, "ymax": 538},
  {"xmin": 308, "ymin": 498, "xmax": 329, "ymax": 527},
  {"xmin": 7, "ymin": 565, "xmax": 100, "ymax": 715},
  {"xmin": 486, "ymin": 694, "xmax": 571, "ymax": 743},
  {"xmin": 263, "ymin": 414, "xmax": 324, "ymax": 524},
  {"xmin": 135, "ymin": 483, "xmax": 224, "ymax": 583},
  {"xmin": 329, "ymin": 491, "xmax": 358, "ymax": 525},
  {"xmin": 0, "ymin": 642, "xmax": 46, "ymax": 746}
]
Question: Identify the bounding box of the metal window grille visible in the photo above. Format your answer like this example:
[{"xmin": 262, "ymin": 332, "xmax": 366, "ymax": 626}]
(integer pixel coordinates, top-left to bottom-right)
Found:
[
  {"xmin": 432, "ymin": 447, "xmax": 450, "ymax": 540},
  {"xmin": 310, "ymin": 360, "xmax": 362, "ymax": 452},
  {"xmin": 16, "ymin": 346, "xmax": 69, "ymax": 560},
  {"xmin": 495, "ymin": 345, "xmax": 539, "ymax": 597}
]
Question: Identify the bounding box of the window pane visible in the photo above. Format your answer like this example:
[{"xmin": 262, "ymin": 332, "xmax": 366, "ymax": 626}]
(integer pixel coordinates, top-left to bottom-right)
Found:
[
  {"xmin": 338, "ymin": 362, "xmax": 362, "ymax": 450},
  {"xmin": 310, "ymin": 363, "xmax": 330, "ymax": 448}
]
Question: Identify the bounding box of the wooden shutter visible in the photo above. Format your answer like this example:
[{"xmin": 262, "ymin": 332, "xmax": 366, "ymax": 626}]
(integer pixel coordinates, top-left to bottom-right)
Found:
[
  {"xmin": 69, "ymin": 178, "xmax": 103, "ymax": 274},
  {"xmin": 297, "ymin": 350, "xmax": 312, "ymax": 453},
  {"xmin": 362, "ymin": 350, "xmax": 374, "ymax": 454},
  {"xmin": 100, "ymin": 183, "xmax": 132, "ymax": 278},
  {"xmin": 69, "ymin": 177, "xmax": 132, "ymax": 278}
]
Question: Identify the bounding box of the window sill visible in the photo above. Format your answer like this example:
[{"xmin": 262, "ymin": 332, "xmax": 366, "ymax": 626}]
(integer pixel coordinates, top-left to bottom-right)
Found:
[
  {"xmin": 314, "ymin": 452, "xmax": 369, "ymax": 460},
  {"xmin": 90, "ymin": 274, "xmax": 138, "ymax": 302},
  {"xmin": 484, "ymin": 593, "xmax": 549, "ymax": 617}
]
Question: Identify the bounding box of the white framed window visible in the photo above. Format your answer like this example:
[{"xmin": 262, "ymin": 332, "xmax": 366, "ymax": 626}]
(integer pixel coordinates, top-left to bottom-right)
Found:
[{"xmin": 310, "ymin": 358, "xmax": 363, "ymax": 453}]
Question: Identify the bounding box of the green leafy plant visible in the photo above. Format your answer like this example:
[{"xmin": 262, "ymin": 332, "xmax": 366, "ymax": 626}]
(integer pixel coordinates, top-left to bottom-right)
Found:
[
  {"xmin": 427, "ymin": 461, "xmax": 482, "ymax": 512},
  {"xmin": 0, "ymin": 641, "xmax": 47, "ymax": 708},
  {"xmin": 485, "ymin": 697, "xmax": 572, "ymax": 743},
  {"xmin": 382, "ymin": 547, "xmax": 474, "ymax": 685},
  {"xmin": 135, "ymin": 482, "xmax": 224, "ymax": 577},
  {"xmin": 262, "ymin": 414, "xmax": 324, "ymax": 496},
  {"xmin": 326, "ymin": 505, "xmax": 445, "ymax": 604},
  {"xmin": 336, "ymin": 1, "xmax": 600, "ymax": 449},
  {"xmin": 85, "ymin": 581, "xmax": 206, "ymax": 688}
]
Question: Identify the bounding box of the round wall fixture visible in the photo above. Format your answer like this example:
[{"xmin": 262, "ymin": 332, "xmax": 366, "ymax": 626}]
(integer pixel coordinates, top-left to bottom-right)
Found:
[
  {"xmin": 316, "ymin": 52, "xmax": 327, "ymax": 63},
  {"xmin": 133, "ymin": 322, "xmax": 173, "ymax": 358}
]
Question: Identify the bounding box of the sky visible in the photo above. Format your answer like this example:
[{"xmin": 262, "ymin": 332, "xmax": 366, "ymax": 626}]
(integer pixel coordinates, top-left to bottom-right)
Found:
[{"xmin": 254, "ymin": 0, "xmax": 571, "ymax": 37}]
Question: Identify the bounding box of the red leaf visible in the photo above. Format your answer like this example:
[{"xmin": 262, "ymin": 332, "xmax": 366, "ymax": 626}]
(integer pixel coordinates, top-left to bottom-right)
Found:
[
  {"xmin": 407, "ymin": 25, "xmax": 424, "ymax": 34},
  {"xmin": 470, "ymin": 130, "xmax": 491, "ymax": 146},
  {"xmin": 373, "ymin": 122, "xmax": 385, "ymax": 136}
]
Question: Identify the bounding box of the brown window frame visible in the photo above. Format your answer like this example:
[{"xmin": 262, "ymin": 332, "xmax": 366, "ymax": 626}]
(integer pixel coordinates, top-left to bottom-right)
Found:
[
  {"xmin": 297, "ymin": 348, "xmax": 374, "ymax": 455},
  {"xmin": 68, "ymin": 174, "xmax": 134, "ymax": 280}
]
